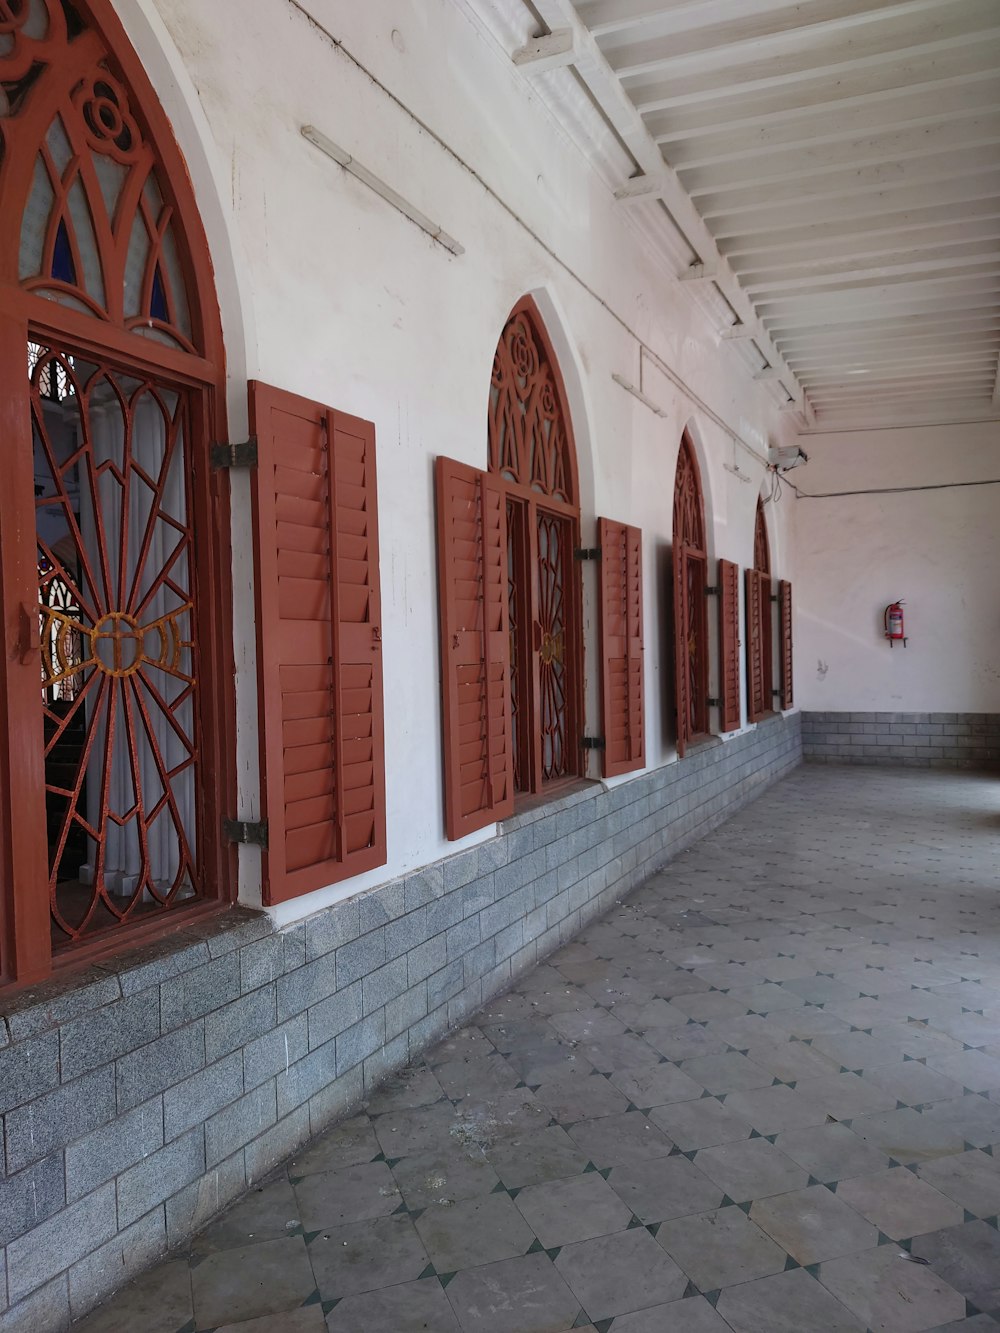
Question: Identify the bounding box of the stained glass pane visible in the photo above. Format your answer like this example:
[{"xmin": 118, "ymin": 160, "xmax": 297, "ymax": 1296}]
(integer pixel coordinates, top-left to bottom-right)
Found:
[{"xmin": 18, "ymin": 155, "xmax": 53, "ymax": 277}]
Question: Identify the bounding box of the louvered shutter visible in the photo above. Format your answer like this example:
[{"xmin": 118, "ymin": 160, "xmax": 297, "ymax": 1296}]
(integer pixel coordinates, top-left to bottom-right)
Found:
[
  {"xmin": 436, "ymin": 457, "xmax": 514, "ymax": 840},
  {"xmin": 598, "ymin": 518, "xmax": 644, "ymax": 778},
  {"xmin": 718, "ymin": 558, "xmax": 741, "ymax": 732},
  {"xmin": 673, "ymin": 546, "xmax": 689, "ymax": 757},
  {"xmin": 249, "ymin": 382, "xmax": 386, "ymax": 905},
  {"xmin": 779, "ymin": 579, "xmax": 793, "ymax": 709},
  {"xmin": 746, "ymin": 568, "xmax": 766, "ymax": 724}
]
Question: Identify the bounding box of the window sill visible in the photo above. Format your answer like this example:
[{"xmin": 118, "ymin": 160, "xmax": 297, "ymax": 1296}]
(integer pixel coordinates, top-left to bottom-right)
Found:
[{"xmin": 499, "ymin": 778, "xmax": 601, "ymax": 832}]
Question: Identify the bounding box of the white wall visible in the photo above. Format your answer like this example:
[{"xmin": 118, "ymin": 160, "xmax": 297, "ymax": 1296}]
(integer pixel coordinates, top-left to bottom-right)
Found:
[
  {"xmin": 791, "ymin": 421, "xmax": 1000, "ymax": 713},
  {"xmin": 126, "ymin": 0, "xmax": 795, "ymax": 922}
]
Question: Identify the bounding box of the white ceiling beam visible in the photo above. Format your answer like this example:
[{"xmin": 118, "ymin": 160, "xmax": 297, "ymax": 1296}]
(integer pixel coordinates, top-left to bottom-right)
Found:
[
  {"xmin": 624, "ymin": 20, "xmax": 999, "ymax": 115},
  {"xmin": 809, "ymin": 384, "xmax": 996, "ymax": 409},
  {"xmin": 607, "ymin": 0, "xmax": 980, "ymax": 80},
  {"xmin": 801, "ymin": 361, "xmax": 1000, "ymax": 386},
  {"xmin": 758, "ymin": 276, "xmax": 1000, "ymax": 313},
  {"xmin": 691, "ymin": 146, "xmax": 1000, "ymax": 210},
  {"xmin": 577, "ymin": 0, "xmax": 723, "ymax": 40},
  {"xmin": 708, "ymin": 178, "xmax": 1000, "ymax": 237},
  {"xmin": 792, "ymin": 349, "xmax": 1000, "ymax": 376},
  {"xmin": 645, "ymin": 57, "xmax": 1000, "ymax": 145},
  {"xmin": 526, "ymin": 0, "xmax": 805, "ymax": 410},
  {"xmin": 764, "ymin": 292, "xmax": 1000, "ymax": 332},
  {"xmin": 665, "ymin": 99, "xmax": 1000, "ymax": 177},
  {"xmin": 775, "ymin": 312, "xmax": 1000, "ymax": 347},
  {"xmin": 810, "ymin": 377, "xmax": 995, "ymax": 400},
  {"xmin": 721, "ymin": 199, "xmax": 1000, "ymax": 258},
  {"xmin": 728, "ymin": 220, "xmax": 1000, "ymax": 272},
  {"xmin": 680, "ymin": 120, "xmax": 1000, "ymax": 197},
  {"xmin": 512, "ymin": 29, "xmax": 578, "ymax": 72},
  {"xmin": 719, "ymin": 324, "xmax": 760, "ymax": 341},
  {"xmin": 677, "ymin": 262, "xmax": 718, "ymax": 281},
  {"xmin": 744, "ymin": 253, "xmax": 1000, "ymax": 297}
]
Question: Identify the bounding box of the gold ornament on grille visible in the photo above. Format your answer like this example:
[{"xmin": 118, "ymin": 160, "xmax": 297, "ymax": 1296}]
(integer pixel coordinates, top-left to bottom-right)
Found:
[
  {"xmin": 39, "ymin": 603, "xmax": 193, "ymax": 688},
  {"xmin": 539, "ymin": 630, "xmax": 564, "ymax": 666}
]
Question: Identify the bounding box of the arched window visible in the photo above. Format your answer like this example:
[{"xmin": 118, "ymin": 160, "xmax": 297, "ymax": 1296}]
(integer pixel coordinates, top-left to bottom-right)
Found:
[
  {"xmin": 0, "ymin": 0, "xmax": 229, "ymax": 984},
  {"xmin": 488, "ymin": 298, "xmax": 581, "ymax": 793},
  {"xmin": 672, "ymin": 432, "xmax": 709, "ymax": 756},
  {"xmin": 747, "ymin": 498, "xmax": 774, "ymax": 722}
]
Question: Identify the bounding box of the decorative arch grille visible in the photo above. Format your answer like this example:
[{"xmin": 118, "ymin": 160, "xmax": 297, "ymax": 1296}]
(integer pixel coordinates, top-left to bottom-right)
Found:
[
  {"xmin": 488, "ymin": 300, "xmax": 580, "ymax": 792},
  {"xmin": 672, "ymin": 434, "xmax": 709, "ymax": 755},
  {"xmin": 1, "ymin": 0, "xmax": 201, "ymax": 352},
  {"xmin": 0, "ymin": 0, "xmax": 227, "ymax": 982}
]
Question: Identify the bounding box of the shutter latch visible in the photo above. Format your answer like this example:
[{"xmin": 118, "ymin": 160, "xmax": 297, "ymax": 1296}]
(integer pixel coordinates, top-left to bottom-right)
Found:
[
  {"xmin": 210, "ymin": 437, "xmax": 259, "ymax": 470},
  {"xmin": 223, "ymin": 818, "xmax": 269, "ymax": 848},
  {"xmin": 581, "ymin": 736, "xmax": 606, "ymax": 750},
  {"xmin": 574, "ymin": 547, "xmax": 602, "ymax": 561}
]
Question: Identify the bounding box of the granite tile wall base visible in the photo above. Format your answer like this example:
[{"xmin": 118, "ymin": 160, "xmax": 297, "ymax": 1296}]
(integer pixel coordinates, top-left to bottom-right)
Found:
[
  {"xmin": 801, "ymin": 711, "xmax": 1000, "ymax": 769},
  {"xmin": 0, "ymin": 714, "xmax": 800, "ymax": 1332}
]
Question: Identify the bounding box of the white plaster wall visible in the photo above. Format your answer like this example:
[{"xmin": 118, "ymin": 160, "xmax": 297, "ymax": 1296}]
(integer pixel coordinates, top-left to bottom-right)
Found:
[
  {"xmin": 791, "ymin": 421, "xmax": 1000, "ymax": 713},
  {"xmin": 126, "ymin": 0, "xmax": 796, "ymax": 922}
]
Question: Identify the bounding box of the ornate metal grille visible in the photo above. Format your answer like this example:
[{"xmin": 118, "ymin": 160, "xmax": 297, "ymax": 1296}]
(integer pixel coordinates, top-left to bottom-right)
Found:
[
  {"xmin": 2, "ymin": 0, "xmax": 200, "ymax": 352},
  {"xmin": 673, "ymin": 434, "xmax": 709, "ymax": 750},
  {"xmin": 488, "ymin": 300, "xmax": 580, "ymax": 794},
  {"xmin": 32, "ymin": 341, "xmax": 200, "ymax": 947}
]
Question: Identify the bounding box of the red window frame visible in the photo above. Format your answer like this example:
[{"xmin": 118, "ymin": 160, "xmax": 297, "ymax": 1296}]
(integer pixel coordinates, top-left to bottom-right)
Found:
[
  {"xmin": 0, "ymin": 1, "xmax": 234, "ymax": 986},
  {"xmin": 672, "ymin": 433, "xmax": 710, "ymax": 757}
]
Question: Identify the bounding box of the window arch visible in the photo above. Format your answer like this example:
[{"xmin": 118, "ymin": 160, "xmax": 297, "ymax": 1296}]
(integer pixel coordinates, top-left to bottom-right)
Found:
[
  {"xmin": 0, "ymin": 0, "xmax": 231, "ymax": 984},
  {"xmin": 672, "ymin": 432, "xmax": 709, "ymax": 757},
  {"xmin": 747, "ymin": 497, "xmax": 774, "ymax": 723},
  {"xmin": 488, "ymin": 297, "xmax": 581, "ymax": 793}
]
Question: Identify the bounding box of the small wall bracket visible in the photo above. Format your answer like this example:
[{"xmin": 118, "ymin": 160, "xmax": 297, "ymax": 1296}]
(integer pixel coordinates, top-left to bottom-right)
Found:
[
  {"xmin": 210, "ymin": 437, "xmax": 258, "ymax": 470},
  {"xmin": 223, "ymin": 818, "xmax": 269, "ymax": 848},
  {"xmin": 574, "ymin": 547, "xmax": 602, "ymax": 561},
  {"xmin": 581, "ymin": 737, "xmax": 606, "ymax": 750}
]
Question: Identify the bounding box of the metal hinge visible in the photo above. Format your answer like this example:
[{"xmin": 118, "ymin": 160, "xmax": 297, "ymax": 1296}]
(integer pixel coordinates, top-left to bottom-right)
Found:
[
  {"xmin": 770, "ymin": 594, "xmax": 779, "ymax": 604},
  {"xmin": 707, "ymin": 697, "xmax": 721, "ymax": 708},
  {"xmin": 210, "ymin": 437, "xmax": 259, "ymax": 470},
  {"xmin": 223, "ymin": 818, "xmax": 269, "ymax": 848},
  {"xmin": 705, "ymin": 586, "xmax": 719, "ymax": 596},
  {"xmin": 581, "ymin": 736, "xmax": 606, "ymax": 750},
  {"xmin": 771, "ymin": 688, "xmax": 781, "ymax": 697},
  {"xmin": 574, "ymin": 547, "xmax": 602, "ymax": 561}
]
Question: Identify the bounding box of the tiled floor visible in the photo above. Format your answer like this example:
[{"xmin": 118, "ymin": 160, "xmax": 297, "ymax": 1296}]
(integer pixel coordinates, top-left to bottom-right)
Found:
[{"xmin": 77, "ymin": 764, "xmax": 1000, "ymax": 1332}]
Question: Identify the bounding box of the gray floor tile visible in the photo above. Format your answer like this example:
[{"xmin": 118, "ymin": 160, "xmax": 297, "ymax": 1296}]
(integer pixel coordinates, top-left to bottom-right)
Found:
[
  {"xmin": 648, "ymin": 1096, "xmax": 753, "ymax": 1150},
  {"xmin": 414, "ymin": 1192, "xmax": 535, "ymax": 1272},
  {"xmin": 721, "ymin": 1084, "xmax": 829, "ymax": 1135},
  {"xmin": 308, "ymin": 1214, "xmax": 429, "ymax": 1299},
  {"xmin": 532, "ymin": 1071, "xmax": 630, "ymax": 1125},
  {"xmin": 695, "ymin": 1138, "xmax": 810, "ymax": 1202},
  {"xmin": 911, "ymin": 1220, "xmax": 1000, "ymax": 1309},
  {"xmin": 680, "ymin": 1053, "xmax": 775, "ymax": 1094},
  {"xmin": 555, "ymin": 1227, "xmax": 688, "ymax": 1321},
  {"xmin": 325, "ymin": 1276, "xmax": 461, "ymax": 1332},
  {"xmin": 610, "ymin": 1296, "xmax": 734, "ymax": 1331},
  {"xmin": 818, "ymin": 1243, "xmax": 968, "ymax": 1332},
  {"xmin": 864, "ymin": 1061, "xmax": 968, "ymax": 1107},
  {"xmin": 435, "ymin": 1054, "xmax": 522, "ymax": 1101},
  {"xmin": 217, "ymin": 1311, "xmax": 325, "ymax": 1333},
  {"xmin": 657, "ymin": 1205, "xmax": 788, "ymax": 1290},
  {"xmin": 774, "ymin": 1121, "xmax": 892, "ymax": 1184},
  {"xmin": 292, "ymin": 1160, "xmax": 402, "ymax": 1229},
  {"xmin": 444, "ymin": 1252, "xmax": 581, "ymax": 1333},
  {"xmin": 716, "ymin": 1268, "xmax": 866, "ymax": 1333},
  {"xmin": 793, "ymin": 1071, "xmax": 900, "ymax": 1120},
  {"xmin": 566, "ymin": 1110, "xmax": 675, "ymax": 1167},
  {"xmin": 607, "ymin": 1155, "xmax": 725, "ymax": 1224},
  {"xmin": 926, "ymin": 1050, "xmax": 1000, "ymax": 1092},
  {"xmin": 917, "ymin": 1148, "xmax": 1000, "ymax": 1216},
  {"xmin": 448, "ymin": 1088, "xmax": 552, "ymax": 1149},
  {"xmin": 191, "ymin": 1236, "xmax": 316, "ymax": 1327},
  {"xmin": 390, "ymin": 1141, "xmax": 500, "ymax": 1209},
  {"xmin": 364, "ymin": 1065, "xmax": 447, "ymax": 1115},
  {"xmin": 513, "ymin": 1172, "xmax": 632, "ymax": 1247},
  {"xmin": 291, "ymin": 1114, "xmax": 379, "ymax": 1177},
  {"xmin": 372, "ymin": 1101, "xmax": 462, "ymax": 1158},
  {"xmin": 607, "ymin": 1061, "xmax": 704, "ymax": 1109},
  {"xmin": 749, "ymin": 1183, "xmax": 878, "ymax": 1264},
  {"xmin": 836, "ymin": 1166, "xmax": 966, "ymax": 1239},
  {"xmin": 194, "ymin": 1176, "xmax": 302, "ymax": 1254},
  {"xmin": 486, "ymin": 1125, "xmax": 590, "ymax": 1188},
  {"xmin": 71, "ymin": 1259, "xmax": 192, "ymax": 1333}
]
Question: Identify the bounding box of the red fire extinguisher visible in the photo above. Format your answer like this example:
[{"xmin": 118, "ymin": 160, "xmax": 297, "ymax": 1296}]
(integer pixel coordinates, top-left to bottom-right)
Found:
[{"xmin": 884, "ymin": 600, "xmax": 907, "ymax": 647}]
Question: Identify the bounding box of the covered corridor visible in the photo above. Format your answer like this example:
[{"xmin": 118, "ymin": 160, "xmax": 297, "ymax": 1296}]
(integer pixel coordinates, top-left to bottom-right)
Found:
[{"xmin": 76, "ymin": 764, "xmax": 1000, "ymax": 1332}]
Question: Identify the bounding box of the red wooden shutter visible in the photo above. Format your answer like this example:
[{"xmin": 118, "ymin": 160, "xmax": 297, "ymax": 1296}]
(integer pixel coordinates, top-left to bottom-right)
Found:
[
  {"xmin": 249, "ymin": 382, "xmax": 386, "ymax": 905},
  {"xmin": 779, "ymin": 579, "xmax": 793, "ymax": 709},
  {"xmin": 673, "ymin": 546, "xmax": 688, "ymax": 758},
  {"xmin": 718, "ymin": 558, "xmax": 741, "ymax": 732},
  {"xmin": 746, "ymin": 568, "xmax": 766, "ymax": 724},
  {"xmin": 598, "ymin": 518, "xmax": 644, "ymax": 778},
  {"xmin": 436, "ymin": 456, "xmax": 514, "ymax": 840}
]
